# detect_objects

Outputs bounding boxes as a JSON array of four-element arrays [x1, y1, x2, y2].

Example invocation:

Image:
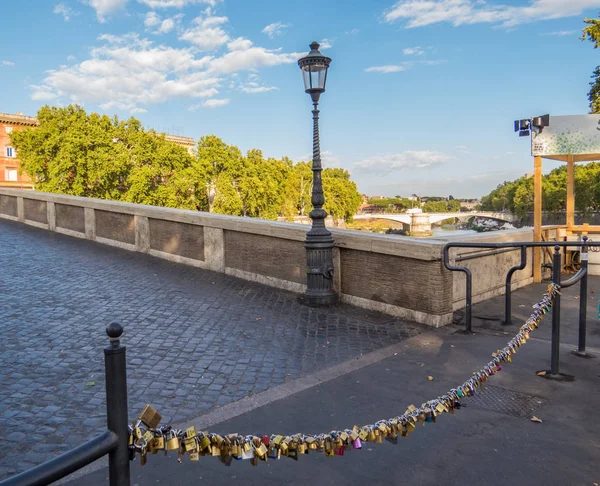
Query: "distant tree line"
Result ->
[[10, 105, 362, 221], [480, 163, 600, 216], [366, 196, 461, 213]]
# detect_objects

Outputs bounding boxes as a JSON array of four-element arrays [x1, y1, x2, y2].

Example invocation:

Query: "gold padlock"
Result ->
[[185, 427, 196, 439], [138, 405, 162, 429], [184, 438, 197, 452], [153, 436, 165, 450], [189, 451, 200, 462], [199, 436, 211, 451], [166, 436, 179, 451]]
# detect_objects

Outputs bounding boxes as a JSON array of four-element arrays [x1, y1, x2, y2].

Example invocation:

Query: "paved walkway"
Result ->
[[0, 220, 424, 480], [77, 274, 600, 485]]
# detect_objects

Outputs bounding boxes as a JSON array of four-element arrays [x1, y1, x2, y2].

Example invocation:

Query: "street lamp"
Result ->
[[298, 41, 336, 306]]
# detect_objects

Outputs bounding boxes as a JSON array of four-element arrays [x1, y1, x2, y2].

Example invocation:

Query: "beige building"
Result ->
[[164, 134, 195, 155], [0, 112, 38, 189]]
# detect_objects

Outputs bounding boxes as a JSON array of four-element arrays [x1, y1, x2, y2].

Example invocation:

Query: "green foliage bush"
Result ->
[[11, 105, 362, 221]]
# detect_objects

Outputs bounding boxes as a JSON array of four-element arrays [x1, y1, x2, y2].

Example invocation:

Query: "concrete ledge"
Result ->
[[340, 293, 453, 327], [148, 249, 211, 270], [56, 227, 86, 239], [95, 236, 136, 252], [24, 219, 49, 230], [0, 213, 19, 222], [225, 267, 306, 294]]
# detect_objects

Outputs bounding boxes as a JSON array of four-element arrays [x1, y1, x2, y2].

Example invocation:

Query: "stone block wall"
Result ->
[[0, 189, 536, 327]]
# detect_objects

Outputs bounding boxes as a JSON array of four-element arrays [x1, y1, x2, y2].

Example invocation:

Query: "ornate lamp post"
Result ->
[[298, 41, 336, 306]]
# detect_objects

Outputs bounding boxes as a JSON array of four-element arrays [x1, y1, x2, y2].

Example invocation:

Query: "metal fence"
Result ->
[[443, 237, 591, 375]]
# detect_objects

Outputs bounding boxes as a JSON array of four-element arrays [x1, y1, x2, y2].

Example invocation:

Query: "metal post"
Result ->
[[577, 236, 589, 355], [504, 246, 527, 326], [551, 246, 561, 375], [104, 322, 130, 486], [465, 268, 472, 333], [303, 101, 337, 306]]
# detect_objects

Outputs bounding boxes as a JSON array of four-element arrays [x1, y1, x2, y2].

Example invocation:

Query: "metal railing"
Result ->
[[443, 238, 590, 375], [0, 323, 130, 486]]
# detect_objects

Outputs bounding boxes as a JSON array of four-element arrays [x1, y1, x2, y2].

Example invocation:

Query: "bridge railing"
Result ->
[[442, 239, 590, 369]]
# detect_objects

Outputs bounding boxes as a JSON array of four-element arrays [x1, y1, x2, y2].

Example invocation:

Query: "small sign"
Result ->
[[532, 115, 600, 157], [582, 253, 589, 261]]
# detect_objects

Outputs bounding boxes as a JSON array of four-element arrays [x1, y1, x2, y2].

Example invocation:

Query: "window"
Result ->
[[5, 147, 15, 157], [4, 168, 17, 181], [5, 126, 13, 134]]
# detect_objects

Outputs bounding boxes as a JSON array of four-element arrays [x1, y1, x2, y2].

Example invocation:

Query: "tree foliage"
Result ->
[[422, 199, 461, 212], [11, 105, 362, 221], [582, 15, 600, 113], [480, 163, 600, 216]]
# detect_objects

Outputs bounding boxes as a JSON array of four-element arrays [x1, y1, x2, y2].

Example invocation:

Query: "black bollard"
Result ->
[[550, 246, 561, 375], [104, 322, 130, 486]]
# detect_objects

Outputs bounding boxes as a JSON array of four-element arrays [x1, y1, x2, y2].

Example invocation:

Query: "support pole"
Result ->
[[550, 246, 561, 375], [504, 246, 528, 326], [577, 236, 589, 355], [104, 323, 130, 486], [566, 155, 575, 231], [533, 156, 543, 283]]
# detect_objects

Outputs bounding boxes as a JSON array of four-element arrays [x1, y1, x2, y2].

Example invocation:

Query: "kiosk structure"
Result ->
[[526, 115, 600, 282]]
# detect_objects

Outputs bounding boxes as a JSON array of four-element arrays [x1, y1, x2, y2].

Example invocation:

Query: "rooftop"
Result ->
[[0, 112, 40, 127]]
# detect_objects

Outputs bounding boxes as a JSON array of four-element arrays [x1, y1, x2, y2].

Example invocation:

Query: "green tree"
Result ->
[[582, 15, 600, 113], [11, 105, 196, 207], [423, 200, 449, 212], [11, 105, 363, 222]]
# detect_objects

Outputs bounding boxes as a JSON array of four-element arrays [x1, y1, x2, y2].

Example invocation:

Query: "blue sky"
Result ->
[[1, 0, 600, 198]]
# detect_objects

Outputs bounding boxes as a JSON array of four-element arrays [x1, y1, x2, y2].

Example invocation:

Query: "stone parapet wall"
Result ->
[[0, 189, 536, 327]]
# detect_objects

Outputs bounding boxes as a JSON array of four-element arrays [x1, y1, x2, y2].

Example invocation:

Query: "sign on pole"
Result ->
[[532, 115, 600, 160]]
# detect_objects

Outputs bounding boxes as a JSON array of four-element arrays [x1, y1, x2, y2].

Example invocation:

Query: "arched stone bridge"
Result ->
[[353, 211, 517, 237], [354, 211, 517, 225]]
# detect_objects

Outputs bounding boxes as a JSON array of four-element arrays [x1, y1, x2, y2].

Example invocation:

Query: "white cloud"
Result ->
[[144, 11, 161, 27], [138, 0, 218, 7], [227, 37, 253, 51], [30, 18, 300, 112], [262, 22, 289, 39], [541, 30, 577, 35], [145, 11, 183, 33], [31, 33, 220, 111], [130, 107, 148, 113], [235, 72, 277, 93], [345, 28, 360, 35], [365, 65, 407, 73], [54, 3, 78, 21], [29, 85, 58, 100], [179, 11, 230, 50], [383, 0, 600, 29], [1, 60, 15, 67], [300, 151, 341, 167], [67, 55, 77, 61], [403, 46, 425, 55], [366, 59, 446, 73], [319, 38, 334, 49], [207, 45, 303, 74], [239, 85, 277, 93], [84, 0, 127, 22], [354, 151, 454, 173], [202, 98, 229, 108]]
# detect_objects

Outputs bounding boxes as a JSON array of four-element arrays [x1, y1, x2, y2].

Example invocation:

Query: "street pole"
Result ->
[[298, 41, 336, 306]]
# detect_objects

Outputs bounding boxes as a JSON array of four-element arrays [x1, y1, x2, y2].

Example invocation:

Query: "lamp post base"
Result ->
[[299, 291, 338, 307]]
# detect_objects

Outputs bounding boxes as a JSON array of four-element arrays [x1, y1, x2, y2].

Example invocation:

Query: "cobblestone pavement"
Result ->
[[0, 219, 424, 479]]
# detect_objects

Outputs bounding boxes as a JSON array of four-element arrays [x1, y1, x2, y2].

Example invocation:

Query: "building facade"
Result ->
[[0, 113, 39, 189], [164, 134, 195, 155]]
